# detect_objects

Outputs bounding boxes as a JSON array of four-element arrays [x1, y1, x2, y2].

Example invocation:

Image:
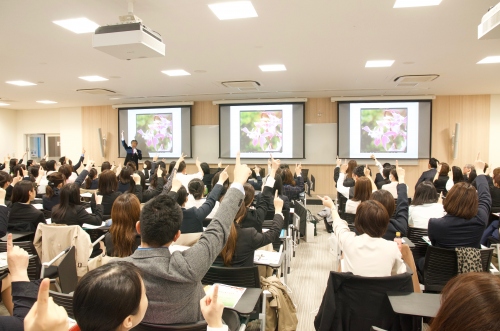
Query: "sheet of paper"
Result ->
[[82, 222, 106, 229], [32, 204, 43, 210], [85, 207, 92, 214], [422, 236, 432, 245], [254, 250, 281, 265], [204, 284, 246, 308], [169, 245, 190, 253], [80, 192, 92, 198]]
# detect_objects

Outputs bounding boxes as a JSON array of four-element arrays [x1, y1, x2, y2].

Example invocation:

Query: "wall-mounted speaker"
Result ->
[[452, 123, 460, 160]]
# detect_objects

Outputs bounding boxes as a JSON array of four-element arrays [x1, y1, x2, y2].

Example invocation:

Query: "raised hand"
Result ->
[[7, 233, 29, 282], [254, 165, 261, 175], [274, 190, 283, 212], [171, 176, 182, 192], [474, 152, 485, 175], [153, 155, 159, 162], [95, 195, 103, 205], [317, 195, 335, 209], [395, 160, 405, 182], [233, 152, 251, 185], [218, 161, 222, 168], [86, 160, 94, 171], [370, 154, 376, 160], [12, 175, 22, 186], [340, 162, 348, 174], [336, 156, 342, 166], [364, 165, 371, 177], [271, 154, 280, 170], [175, 153, 186, 168], [82, 148, 86, 154], [218, 166, 229, 184], [200, 284, 224, 329], [132, 173, 141, 185], [295, 163, 302, 176], [23, 279, 68, 331], [195, 157, 201, 168], [0, 187, 6, 205]]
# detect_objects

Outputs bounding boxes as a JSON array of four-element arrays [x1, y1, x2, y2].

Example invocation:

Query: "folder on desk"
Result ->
[[204, 283, 246, 308]]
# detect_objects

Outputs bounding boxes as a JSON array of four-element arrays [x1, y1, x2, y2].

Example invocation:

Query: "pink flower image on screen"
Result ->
[[360, 108, 408, 153], [240, 111, 283, 153], [137, 114, 173, 152]]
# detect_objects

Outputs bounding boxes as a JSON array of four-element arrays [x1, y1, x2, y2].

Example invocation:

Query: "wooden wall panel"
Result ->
[[82, 106, 120, 165], [305, 98, 337, 123], [192, 101, 218, 126]]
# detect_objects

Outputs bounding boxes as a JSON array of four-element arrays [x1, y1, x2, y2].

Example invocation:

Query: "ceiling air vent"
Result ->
[[221, 80, 261, 91], [76, 88, 117, 95], [394, 75, 439, 83], [396, 82, 418, 87]]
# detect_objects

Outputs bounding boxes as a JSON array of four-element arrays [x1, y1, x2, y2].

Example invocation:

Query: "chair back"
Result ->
[[314, 271, 414, 331], [480, 248, 494, 272], [58, 246, 78, 294], [132, 321, 207, 331], [49, 291, 74, 319], [423, 246, 458, 293], [0, 241, 41, 280], [407, 227, 429, 261], [202, 266, 260, 288], [337, 194, 348, 214], [293, 200, 308, 236]]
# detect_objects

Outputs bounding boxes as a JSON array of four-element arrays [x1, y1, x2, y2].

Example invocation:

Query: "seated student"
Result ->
[[0, 171, 14, 203], [345, 177, 372, 214], [201, 161, 221, 193], [376, 167, 391, 190], [247, 165, 263, 191], [409, 181, 445, 229], [37, 159, 57, 195], [490, 169, 500, 214], [337, 164, 376, 199], [127, 161, 145, 191], [186, 178, 207, 208], [176, 158, 204, 189], [8, 181, 46, 231], [428, 158, 490, 249], [143, 159, 152, 182], [101, 161, 112, 172], [79, 167, 98, 190], [120, 156, 250, 325], [254, 172, 291, 226], [104, 194, 142, 257], [51, 183, 103, 227], [471, 163, 494, 188], [58, 164, 77, 184], [334, 158, 357, 188], [462, 163, 474, 182], [433, 162, 450, 197], [177, 172, 227, 234], [370, 164, 409, 241], [282, 164, 304, 201], [429, 272, 500, 331], [91, 170, 121, 217], [134, 168, 164, 204], [42, 172, 65, 211], [117, 166, 136, 194], [239, 158, 278, 232], [415, 157, 439, 189], [320, 196, 406, 277], [218, 191, 284, 267], [206, 170, 230, 219], [445, 165, 466, 191], [59, 148, 85, 173], [0, 189, 8, 237], [381, 168, 400, 198]]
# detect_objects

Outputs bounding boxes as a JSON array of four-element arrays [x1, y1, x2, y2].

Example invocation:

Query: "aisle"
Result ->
[[287, 206, 336, 331]]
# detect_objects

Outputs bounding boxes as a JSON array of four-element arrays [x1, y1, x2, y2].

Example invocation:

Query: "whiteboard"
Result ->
[[192, 123, 337, 165]]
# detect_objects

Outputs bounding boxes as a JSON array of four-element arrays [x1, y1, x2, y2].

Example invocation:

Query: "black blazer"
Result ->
[[382, 183, 409, 241], [104, 231, 141, 257], [239, 185, 274, 233], [52, 204, 103, 227], [0, 205, 8, 238], [8, 203, 46, 231], [376, 178, 391, 190], [490, 184, 500, 214], [122, 140, 142, 168], [334, 167, 355, 188], [433, 175, 449, 196], [91, 191, 122, 217], [215, 214, 284, 267], [42, 189, 60, 211], [180, 184, 223, 234], [428, 175, 491, 249], [0, 279, 42, 331], [415, 168, 437, 189]]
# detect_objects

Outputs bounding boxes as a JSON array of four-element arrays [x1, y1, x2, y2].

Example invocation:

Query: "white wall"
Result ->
[[490, 95, 500, 167], [59, 107, 83, 159], [0, 108, 17, 158]]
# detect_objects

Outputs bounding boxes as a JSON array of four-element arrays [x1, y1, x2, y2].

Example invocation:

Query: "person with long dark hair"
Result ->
[[409, 181, 445, 229], [8, 180, 45, 231], [104, 193, 142, 257], [334, 158, 357, 189], [433, 162, 450, 196], [51, 183, 103, 227], [282, 163, 304, 201], [91, 170, 120, 217], [42, 172, 66, 211], [117, 166, 136, 194], [345, 177, 372, 214]]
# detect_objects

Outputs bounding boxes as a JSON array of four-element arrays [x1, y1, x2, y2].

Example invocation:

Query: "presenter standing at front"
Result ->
[[121, 130, 142, 168]]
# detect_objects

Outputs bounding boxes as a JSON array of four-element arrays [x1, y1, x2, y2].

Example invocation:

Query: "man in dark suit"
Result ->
[[121, 130, 142, 168], [415, 157, 439, 189]]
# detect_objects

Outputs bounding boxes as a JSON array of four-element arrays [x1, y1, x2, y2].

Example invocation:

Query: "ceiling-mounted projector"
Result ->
[[478, 2, 500, 39], [92, 1, 165, 60]]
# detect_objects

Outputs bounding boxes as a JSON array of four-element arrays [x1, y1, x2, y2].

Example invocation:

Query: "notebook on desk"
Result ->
[[204, 284, 246, 308], [254, 250, 281, 265]]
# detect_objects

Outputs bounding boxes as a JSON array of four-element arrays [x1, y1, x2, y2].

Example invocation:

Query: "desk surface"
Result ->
[[229, 288, 262, 315], [387, 292, 441, 318], [402, 237, 415, 248], [0, 232, 34, 242]]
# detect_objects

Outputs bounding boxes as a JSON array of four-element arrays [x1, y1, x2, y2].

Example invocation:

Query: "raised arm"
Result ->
[[162, 154, 183, 194], [121, 131, 129, 151], [72, 148, 85, 172], [319, 195, 356, 248], [192, 168, 229, 221], [391, 163, 409, 236], [364, 165, 377, 192], [0, 189, 8, 237], [75, 161, 94, 186], [250, 193, 284, 249], [83, 195, 104, 226], [433, 163, 442, 183], [371, 154, 384, 175], [474, 157, 492, 225], [173, 152, 251, 281]]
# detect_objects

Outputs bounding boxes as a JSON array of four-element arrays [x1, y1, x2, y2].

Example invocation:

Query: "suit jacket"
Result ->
[[0, 279, 42, 331], [383, 183, 409, 241], [180, 184, 223, 234], [120, 186, 244, 324], [415, 168, 437, 189], [52, 204, 103, 227], [433, 175, 449, 196], [428, 175, 491, 249], [215, 214, 284, 267], [42, 189, 60, 211], [240, 185, 274, 233], [122, 140, 142, 168], [91, 191, 122, 217], [8, 203, 46, 231], [0, 205, 8, 238]]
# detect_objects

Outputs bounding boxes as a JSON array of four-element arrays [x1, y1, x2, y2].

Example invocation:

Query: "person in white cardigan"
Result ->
[[345, 177, 372, 214], [318, 195, 407, 277], [176, 157, 204, 190], [381, 168, 400, 199], [409, 181, 445, 229]]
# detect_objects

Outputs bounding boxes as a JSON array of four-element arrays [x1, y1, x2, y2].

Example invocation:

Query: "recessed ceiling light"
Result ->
[[0, 102, 10, 106], [6, 80, 37, 86], [79, 75, 109, 82], [208, 1, 258, 20], [36, 100, 58, 104], [161, 70, 191, 76], [53, 17, 99, 34], [259, 64, 287, 72], [393, 0, 442, 8], [365, 60, 395, 68], [477, 56, 500, 64]]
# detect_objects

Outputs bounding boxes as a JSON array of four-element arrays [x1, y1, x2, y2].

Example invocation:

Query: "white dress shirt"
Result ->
[[337, 173, 377, 198], [176, 171, 203, 190], [408, 203, 446, 229], [381, 181, 399, 199], [333, 214, 407, 277], [345, 199, 361, 214]]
